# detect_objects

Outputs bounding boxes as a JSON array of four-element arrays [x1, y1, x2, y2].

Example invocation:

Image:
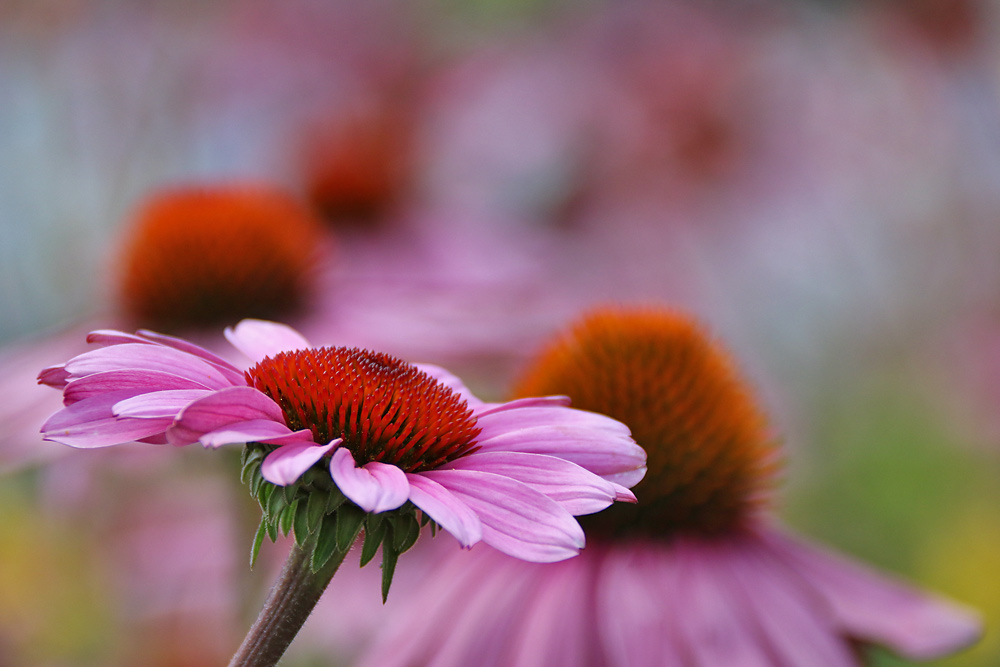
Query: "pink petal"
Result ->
[[596, 547, 686, 667], [113, 389, 211, 419], [474, 406, 646, 488], [329, 448, 410, 513], [722, 535, 857, 666], [422, 469, 585, 562], [136, 329, 244, 374], [42, 392, 174, 448], [38, 364, 71, 388], [63, 369, 211, 405], [167, 386, 284, 445], [472, 395, 572, 417], [224, 319, 310, 362], [508, 555, 598, 667], [671, 539, 775, 667], [762, 528, 983, 660], [405, 474, 483, 547], [199, 420, 316, 449], [88, 329, 245, 384], [65, 344, 237, 390], [413, 363, 483, 406], [444, 451, 620, 515], [262, 440, 340, 486]]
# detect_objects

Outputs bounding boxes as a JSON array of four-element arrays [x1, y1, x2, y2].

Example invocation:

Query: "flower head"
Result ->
[[357, 306, 981, 666], [117, 185, 325, 330], [39, 319, 645, 591]]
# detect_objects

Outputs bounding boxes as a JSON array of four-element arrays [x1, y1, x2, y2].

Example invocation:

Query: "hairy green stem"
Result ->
[[228, 538, 349, 667]]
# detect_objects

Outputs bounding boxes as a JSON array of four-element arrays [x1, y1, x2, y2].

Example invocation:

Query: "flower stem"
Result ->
[[228, 538, 350, 667]]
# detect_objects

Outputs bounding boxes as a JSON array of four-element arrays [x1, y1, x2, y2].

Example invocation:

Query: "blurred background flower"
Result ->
[[2, 0, 1000, 664]]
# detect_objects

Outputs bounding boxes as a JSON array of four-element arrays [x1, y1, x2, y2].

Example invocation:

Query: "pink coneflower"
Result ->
[[358, 308, 981, 667], [40, 317, 644, 562], [38, 317, 645, 665]]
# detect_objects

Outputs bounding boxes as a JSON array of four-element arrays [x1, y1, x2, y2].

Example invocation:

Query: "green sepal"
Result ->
[[325, 487, 346, 514], [250, 518, 267, 570], [311, 512, 341, 573], [266, 517, 278, 543], [279, 499, 298, 537], [306, 489, 327, 533], [335, 504, 366, 552], [249, 468, 265, 498], [393, 513, 420, 554], [359, 515, 387, 567], [293, 498, 312, 545], [266, 484, 287, 520], [380, 529, 400, 603]]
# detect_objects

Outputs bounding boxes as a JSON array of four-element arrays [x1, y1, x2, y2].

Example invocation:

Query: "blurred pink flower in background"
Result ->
[[357, 308, 981, 666]]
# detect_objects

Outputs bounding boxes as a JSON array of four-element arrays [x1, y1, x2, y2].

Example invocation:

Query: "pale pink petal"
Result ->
[[472, 396, 572, 417], [224, 319, 310, 362], [508, 555, 598, 667], [113, 389, 212, 419], [42, 392, 174, 448], [422, 469, 585, 562], [65, 344, 237, 389], [88, 329, 245, 384], [405, 474, 482, 547], [167, 386, 284, 445], [611, 483, 637, 503], [329, 448, 410, 513], [443, 451, 620, 515], [136, 329, 244, 374], [413, 363, 483, 406], [64, 370, 211, 405], [197, 420, 315, 449], [597, 546, 686, 667], [762, 528, 983, 660], [671, 538, 775, 667], [262, 440, 340, 486], [357, 547, 526, 667], [474, 407, 646, 487], [723, 536, 857, 667], [38, 364, 71, 388]]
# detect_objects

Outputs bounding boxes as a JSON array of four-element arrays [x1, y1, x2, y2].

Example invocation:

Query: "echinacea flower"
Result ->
[[1, 182, 330, 472], [39, 318, 644, 569], [357, 307, 981, 667]]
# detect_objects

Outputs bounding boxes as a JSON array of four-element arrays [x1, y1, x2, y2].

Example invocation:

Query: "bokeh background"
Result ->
[[1, 0, 999, 665]]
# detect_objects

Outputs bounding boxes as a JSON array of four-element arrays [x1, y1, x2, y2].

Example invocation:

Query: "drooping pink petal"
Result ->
[[405, 474, 483, 547], [42, 391, 174, 448], [474, 406, 647, 488], [671, 538, 775, 667], [443, 451, 620, 515], [87, 329, 246, 384], [330, 448, 410, 513], [199, 420, 316, 449], [722, 536, 857, 667], [63, 369, 211, 406], [113, 389, 212, 419], [422, 469, 585, 562], [413, 363, 484, 406], [262, 440, 340, 486], [37, 364, 71, 388], [508, 555, 598, 667], [167, 386, 284, 445], [596, 546, 686, 667], [224, 319, 310, 362], [65, 344, 237, 390], [762, 528, 982, 660]]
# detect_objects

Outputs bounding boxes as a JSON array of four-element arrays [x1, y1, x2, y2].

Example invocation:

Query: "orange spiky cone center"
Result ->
[[118, 185, 324, 331], [246, 347, 480, 472], [513, 308, 777, 539]]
